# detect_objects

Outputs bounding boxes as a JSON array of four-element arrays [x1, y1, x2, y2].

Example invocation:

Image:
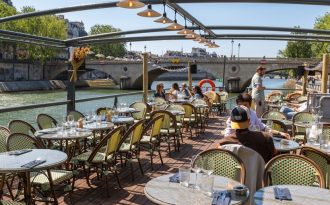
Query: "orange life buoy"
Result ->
[[198, 79, 216, 91]]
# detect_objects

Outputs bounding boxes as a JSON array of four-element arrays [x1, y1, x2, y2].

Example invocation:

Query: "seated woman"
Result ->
[[168, 83, 180, 101], [154, 83, 165, 99], [191, 85, 204, 100], [181, 83, 191, 98]]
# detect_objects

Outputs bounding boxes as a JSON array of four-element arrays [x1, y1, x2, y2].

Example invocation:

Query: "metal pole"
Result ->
[[238, 43, 241, 59], [188, 61, 192, 90], [321, 53, 329, 93], [223, 55, 226, 89], [230, 40, 234, 59], [67, 64, 75, 113], [302, 70, 308, 96], [142, 52, 148, 103]]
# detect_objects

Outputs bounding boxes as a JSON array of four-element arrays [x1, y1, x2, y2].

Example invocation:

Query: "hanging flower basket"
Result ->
[[70, 47, 90, 82]]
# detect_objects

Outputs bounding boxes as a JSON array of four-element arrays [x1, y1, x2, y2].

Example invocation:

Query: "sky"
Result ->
[[10, 0, 330, 57]]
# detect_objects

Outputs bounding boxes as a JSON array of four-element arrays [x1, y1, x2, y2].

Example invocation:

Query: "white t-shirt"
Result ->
[[169, 90, 179, 101]]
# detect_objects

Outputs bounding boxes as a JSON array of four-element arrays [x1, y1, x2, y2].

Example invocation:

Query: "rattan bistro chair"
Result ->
[[130, 102, 148, 122], [96, 107, 111, 115], [0, 126, 10, 153], [261, 111, 286, 121], [71, 126, 124, 196], [193, 149, 246, 184], [8, 120, 36, 137], [118, 120, 145, 180], [68, 110, 84, 121], [139, 115, 164, 169], [36, 114, 57, 130], [301, 146, 330, 189], [264, 154, 325, 188], [292, 112, 313, 143], [6, 133, 75, 204]]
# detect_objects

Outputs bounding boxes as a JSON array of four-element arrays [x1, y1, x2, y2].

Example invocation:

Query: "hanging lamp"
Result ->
[[154, 3, 173, 24], [116, 0, 145, 9], [166, 10, 184, 30], [177, 18, 193, 35], [137, 1, 161, 17]]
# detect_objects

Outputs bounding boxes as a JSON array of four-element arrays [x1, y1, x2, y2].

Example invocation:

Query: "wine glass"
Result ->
[[318, 110, 323, 123], [190, 155, 202, 189]]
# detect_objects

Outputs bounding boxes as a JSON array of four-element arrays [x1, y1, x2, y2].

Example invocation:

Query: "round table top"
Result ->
[[254, 185, 330, 205], [144, 173, 248, 205], [84, 122, 114, 131], [36, 129, 92, 140], [304, 144, 330, 155], [117, 107, 139, 114], [194, 104, 209, 108], [168, 110, 185, 116], [273, 138, 300, 152], [112, 116, 134, 124], [294, 121, 313, 128], [0, 149, 67, 173]]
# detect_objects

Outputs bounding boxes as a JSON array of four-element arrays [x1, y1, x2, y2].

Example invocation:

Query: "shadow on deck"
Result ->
[[57, 115, 227, 205]]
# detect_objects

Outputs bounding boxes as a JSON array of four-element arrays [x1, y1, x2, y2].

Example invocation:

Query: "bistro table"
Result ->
[[117, 107, 139, 116], [0, 149, 67, 205], [84, 122, 114, 144], [254, 185, 330, 205], [144, 173, 249, 205], [35, 128, 92, 152], [273, 137, 300, 153]]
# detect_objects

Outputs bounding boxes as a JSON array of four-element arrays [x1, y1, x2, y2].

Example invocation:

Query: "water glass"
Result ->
[[199, 173, 214, 197], [179, 167, 190, 187], [190, 155, 202, 189], [96, 116, 102, 127], [56, 124, 63, 136]]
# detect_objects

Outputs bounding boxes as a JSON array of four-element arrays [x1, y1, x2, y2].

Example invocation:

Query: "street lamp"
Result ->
[[129, 42, 132, 52], [230, 40, 234, 59], [144, 45, 147, 53], [238, 43, 241, 59]]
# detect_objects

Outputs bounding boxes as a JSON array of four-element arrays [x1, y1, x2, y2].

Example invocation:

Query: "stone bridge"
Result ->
[[47, 57, 320, 92]]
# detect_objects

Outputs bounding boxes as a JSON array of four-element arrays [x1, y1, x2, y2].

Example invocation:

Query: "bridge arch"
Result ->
[[240, 67, 299, 92]]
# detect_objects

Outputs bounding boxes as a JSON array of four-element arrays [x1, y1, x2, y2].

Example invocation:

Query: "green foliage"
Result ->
[[89, 24, 126, 57], [312, 12, 330, 57], [0, 2, 67, 62]]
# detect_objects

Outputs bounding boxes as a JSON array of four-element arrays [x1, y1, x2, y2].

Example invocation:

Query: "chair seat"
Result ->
[[72, 150, 111, 163], [160, 128, 176, 134], [140, 135, 158, 143], [31, 170, 73, 188], [119, 143, 135, 152]]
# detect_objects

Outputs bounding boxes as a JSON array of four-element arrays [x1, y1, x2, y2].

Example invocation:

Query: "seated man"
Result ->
[[219, 105, 277, 163], [280, 102, 307, 119], [224, 93, 290, 139]]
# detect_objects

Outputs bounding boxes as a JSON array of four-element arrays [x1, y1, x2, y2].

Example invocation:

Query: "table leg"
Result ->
[[24, 172, 32, 205], [0, 173, 5, 199]]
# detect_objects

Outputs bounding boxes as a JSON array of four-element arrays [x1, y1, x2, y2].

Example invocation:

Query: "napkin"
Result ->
[[274, 187, 292, 201], [8, 149, 32, 156], [21, 159, 46, 168], [212, 191, 231, 205], [169, 173, 180, 183]]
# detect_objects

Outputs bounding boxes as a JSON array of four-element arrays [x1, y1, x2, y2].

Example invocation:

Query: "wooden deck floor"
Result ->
[[3, 115, 227, 205], [58, 115, 227, 205]]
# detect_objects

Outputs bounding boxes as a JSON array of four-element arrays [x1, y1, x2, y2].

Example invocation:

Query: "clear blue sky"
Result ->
[[10, 0, 329, 57]]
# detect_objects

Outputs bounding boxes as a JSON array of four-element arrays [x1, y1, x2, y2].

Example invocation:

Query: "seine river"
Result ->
[[0, 78, 287, 127]]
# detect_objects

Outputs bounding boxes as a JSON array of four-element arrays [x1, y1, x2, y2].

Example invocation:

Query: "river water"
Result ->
[[0, 78, 287, 127]]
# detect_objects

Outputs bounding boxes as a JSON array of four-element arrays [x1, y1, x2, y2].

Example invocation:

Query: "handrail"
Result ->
[[0, 91, 149, 114]]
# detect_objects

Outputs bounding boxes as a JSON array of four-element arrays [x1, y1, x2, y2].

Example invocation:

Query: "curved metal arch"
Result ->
[[66, 26, 330, 45], [0, 0, 330, 24], [77, 34, 330, 45]]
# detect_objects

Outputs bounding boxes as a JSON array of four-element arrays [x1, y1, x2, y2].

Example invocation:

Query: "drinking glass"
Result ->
[[318, 110, 323, 122], [200, 173, 214, 197], [179, 167, 190, 187], [190, 155, 202, 189]]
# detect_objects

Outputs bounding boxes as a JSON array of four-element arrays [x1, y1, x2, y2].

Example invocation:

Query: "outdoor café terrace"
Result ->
[[1, 1, 330, 205]]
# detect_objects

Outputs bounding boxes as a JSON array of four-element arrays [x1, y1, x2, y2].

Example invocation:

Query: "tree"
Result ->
[[89, 24, 126, 57], [312, 12, 330, 57], [278, 28, 314, 77], [0, 3, 67, 62], [16, 6, 67, 62]]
